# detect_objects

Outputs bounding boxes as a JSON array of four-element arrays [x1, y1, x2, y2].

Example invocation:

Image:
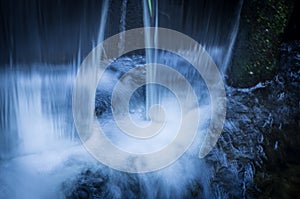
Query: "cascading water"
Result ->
[[69, 0, 246, 198], [0, 66, 77, 157], [0, 66, 83, 198], [0, 0, 283, 198], [143, 0, 159, 117]]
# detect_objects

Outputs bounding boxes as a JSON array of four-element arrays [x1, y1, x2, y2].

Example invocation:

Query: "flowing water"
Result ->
[[2, 0, 295, 198]]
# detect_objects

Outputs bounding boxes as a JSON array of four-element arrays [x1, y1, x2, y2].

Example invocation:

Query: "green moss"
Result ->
[[228, 0, 294, 87]]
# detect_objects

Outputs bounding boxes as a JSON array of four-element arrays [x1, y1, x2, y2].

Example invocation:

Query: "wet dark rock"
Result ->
[[95, 92, 111, 116], [62, 168, 108, 199], [94, 56, 146, 117], [217, 40, 300, 197], [75, 187, 90, 199]]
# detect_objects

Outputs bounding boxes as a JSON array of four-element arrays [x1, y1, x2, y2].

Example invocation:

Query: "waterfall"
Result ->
[[0, 70, 19, 159], [143, 0, 160, 119], [141, 0, 244, 119], [0, 0, 255, 198], [0, 66, 77, 158], [118, 0, 128, 55]]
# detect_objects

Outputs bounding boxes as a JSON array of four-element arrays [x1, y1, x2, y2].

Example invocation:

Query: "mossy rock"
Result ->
[[227, 0, 294, 88]]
